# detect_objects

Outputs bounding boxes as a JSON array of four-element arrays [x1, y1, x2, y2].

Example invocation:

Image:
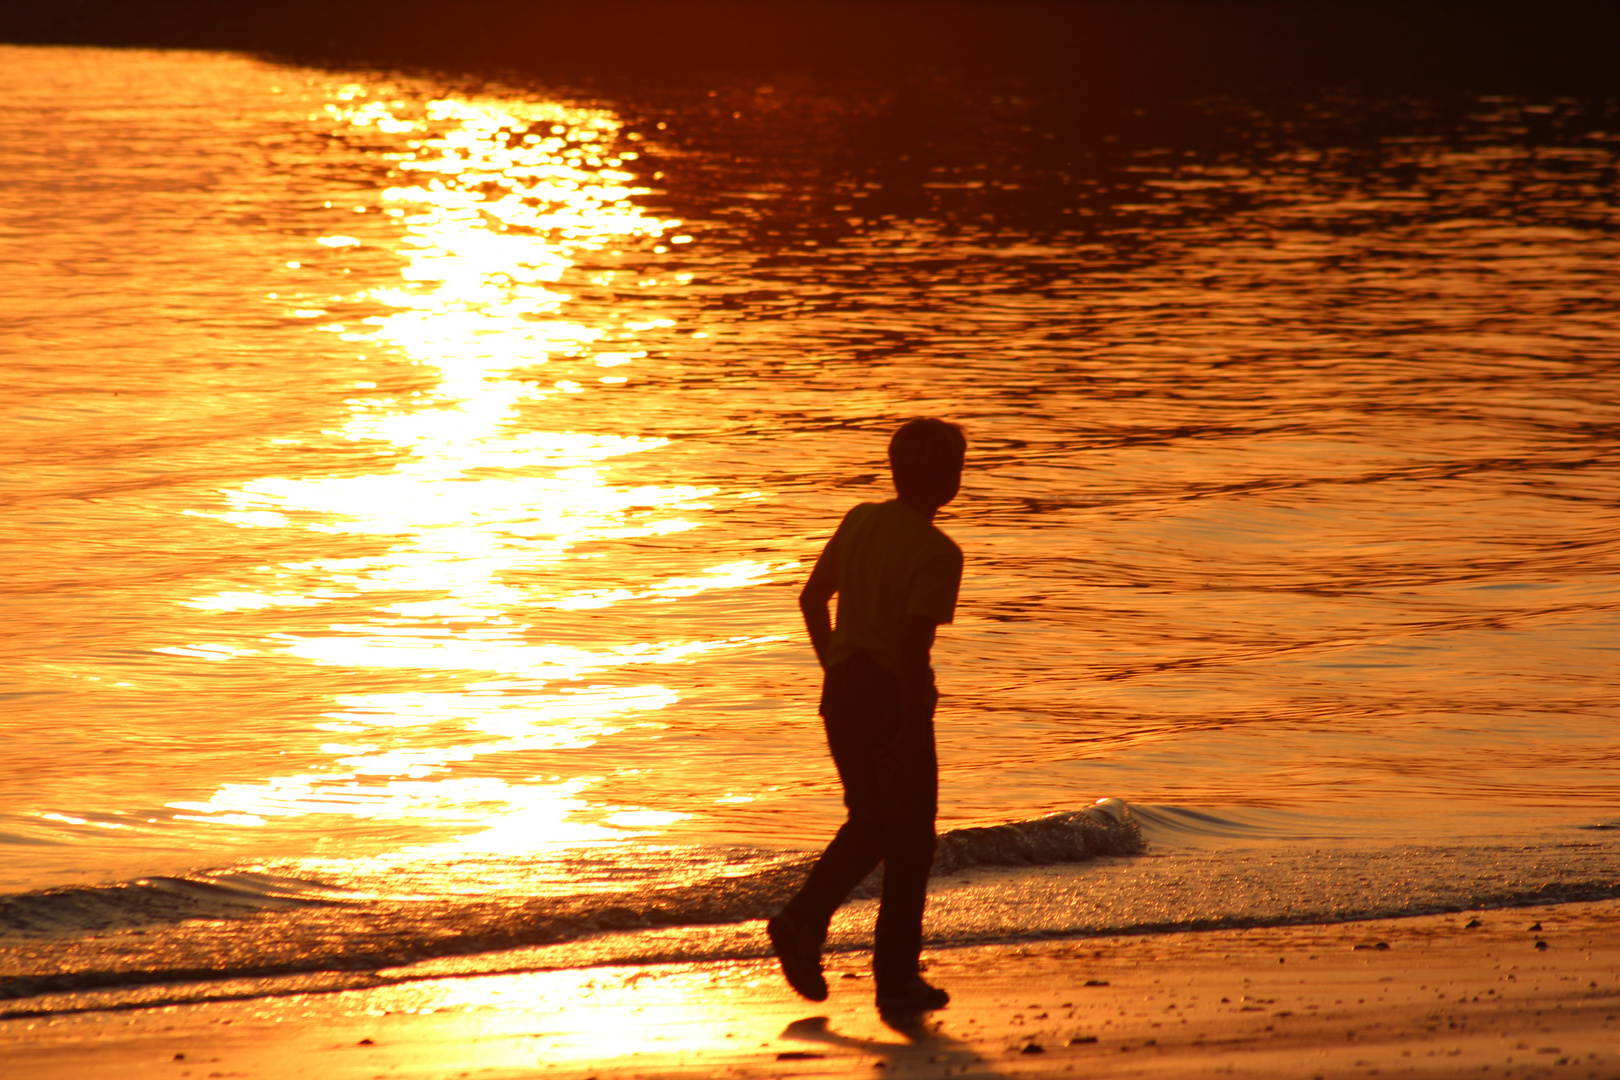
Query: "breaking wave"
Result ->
[[935, 799, 1141, 874]]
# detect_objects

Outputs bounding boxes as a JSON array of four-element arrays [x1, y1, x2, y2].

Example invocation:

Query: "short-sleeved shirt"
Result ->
[[816, 499, 964, 677]]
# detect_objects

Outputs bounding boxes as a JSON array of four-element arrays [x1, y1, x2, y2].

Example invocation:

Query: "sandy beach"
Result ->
[[6, 899, 1619, 1079]]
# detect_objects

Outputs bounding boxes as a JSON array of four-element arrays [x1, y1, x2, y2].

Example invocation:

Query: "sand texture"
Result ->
[[5, 900, 1620, 1079]]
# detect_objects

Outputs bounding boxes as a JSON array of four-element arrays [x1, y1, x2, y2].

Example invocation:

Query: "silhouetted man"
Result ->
[[768, 417, 966, 1013]]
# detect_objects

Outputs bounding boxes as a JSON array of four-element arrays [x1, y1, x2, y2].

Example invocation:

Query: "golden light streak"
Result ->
[[165, 87, 767, 859]]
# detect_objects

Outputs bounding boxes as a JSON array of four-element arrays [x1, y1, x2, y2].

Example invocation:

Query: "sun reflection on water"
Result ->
[[166, 87, 753, 859]]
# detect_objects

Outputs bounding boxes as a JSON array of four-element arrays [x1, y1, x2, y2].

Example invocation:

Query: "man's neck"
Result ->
[[897, 495, 940, 521]]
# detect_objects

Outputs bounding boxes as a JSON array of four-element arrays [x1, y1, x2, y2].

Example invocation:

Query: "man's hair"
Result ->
[[889, 418, 966, 505]]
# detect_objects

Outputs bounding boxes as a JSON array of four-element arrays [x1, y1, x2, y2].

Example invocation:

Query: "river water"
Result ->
[[1, 44, 1617, 1010]]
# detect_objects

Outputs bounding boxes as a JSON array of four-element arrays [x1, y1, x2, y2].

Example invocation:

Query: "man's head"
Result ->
[[889, 418, 966, 512]]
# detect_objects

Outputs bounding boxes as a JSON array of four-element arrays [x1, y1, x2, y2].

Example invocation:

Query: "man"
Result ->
[[768, 417, 967, 1013]]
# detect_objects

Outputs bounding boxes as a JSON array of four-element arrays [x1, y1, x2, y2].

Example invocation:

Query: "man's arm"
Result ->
[[799, 558, 837, 667]]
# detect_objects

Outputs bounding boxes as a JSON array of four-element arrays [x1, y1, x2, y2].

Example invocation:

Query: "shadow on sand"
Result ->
[[781, 1011, 1008, 1078]]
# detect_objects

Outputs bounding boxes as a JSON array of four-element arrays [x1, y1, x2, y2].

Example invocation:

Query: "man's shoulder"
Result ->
[[858, 501, 961, 555], [838, 499, 893, 527], [831, 500, 884, 536]]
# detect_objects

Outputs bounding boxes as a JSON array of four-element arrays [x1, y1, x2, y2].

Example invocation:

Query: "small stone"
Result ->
[[1084, 979, 1109, 986], [1534, 940, 1549, 951], [1528, 922, 1542, 932], [1465, 918, 1482, 928], [1069, 1036, 1098, 1045], [1021, 1042, 1045, 1054], [358, 1038, 375, 1046]]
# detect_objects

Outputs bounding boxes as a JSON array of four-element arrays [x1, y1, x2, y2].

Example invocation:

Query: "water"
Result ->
[[2, 44, 1619, 1010]]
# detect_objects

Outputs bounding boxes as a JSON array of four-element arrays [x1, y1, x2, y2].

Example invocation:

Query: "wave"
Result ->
[[934, 799, 1141, 874], [0, 872, 352, 937], [0, 802, 1142, 1008], [1127, 802, 1302, 844]]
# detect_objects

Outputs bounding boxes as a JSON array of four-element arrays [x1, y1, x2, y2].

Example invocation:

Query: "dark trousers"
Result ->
[[781, 651, 938, 991]]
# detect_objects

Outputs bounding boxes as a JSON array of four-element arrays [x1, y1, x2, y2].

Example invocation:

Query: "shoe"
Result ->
[[875, 976, 950, 1012], [767, 913, 828, 1002]]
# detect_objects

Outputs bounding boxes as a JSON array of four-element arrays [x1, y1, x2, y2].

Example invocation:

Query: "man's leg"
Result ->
[[871, 721, 938, 995], [779, 653, 896, 940]]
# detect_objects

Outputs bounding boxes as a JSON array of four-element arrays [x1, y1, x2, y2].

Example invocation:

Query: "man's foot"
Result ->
[[767, 913, 828, 1002], [875, 976, 950, 1012]]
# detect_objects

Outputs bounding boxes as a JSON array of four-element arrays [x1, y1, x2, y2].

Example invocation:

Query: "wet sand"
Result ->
[[6, 899, 1620, 1079]]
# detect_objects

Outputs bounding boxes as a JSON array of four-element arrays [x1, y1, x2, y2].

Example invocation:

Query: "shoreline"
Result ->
[[6, 899, 1620, 1078]]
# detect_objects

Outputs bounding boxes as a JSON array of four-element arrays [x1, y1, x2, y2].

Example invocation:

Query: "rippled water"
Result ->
[[2, 43, 1618, 979]]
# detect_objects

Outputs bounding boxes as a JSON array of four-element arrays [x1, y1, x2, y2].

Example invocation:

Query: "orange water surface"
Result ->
[[2, 45, 1618, 893]]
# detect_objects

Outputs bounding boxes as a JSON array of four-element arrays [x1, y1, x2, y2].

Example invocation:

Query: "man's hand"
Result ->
[[799, 557, 837, 667]]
